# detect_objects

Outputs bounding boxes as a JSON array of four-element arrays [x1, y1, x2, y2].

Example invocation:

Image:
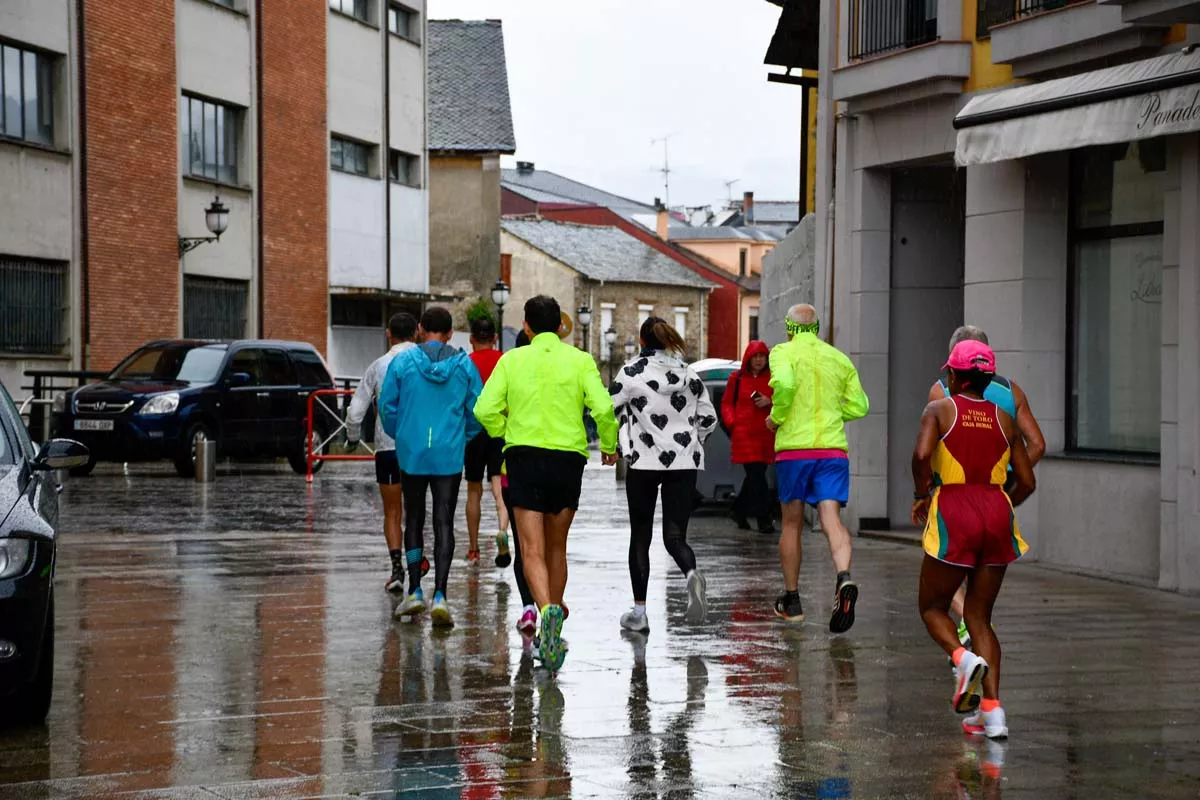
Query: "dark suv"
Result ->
[[51, 340, 335, 477]]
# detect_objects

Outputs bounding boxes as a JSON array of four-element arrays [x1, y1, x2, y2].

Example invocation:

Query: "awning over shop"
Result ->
[[954, 48, 1200, 167]]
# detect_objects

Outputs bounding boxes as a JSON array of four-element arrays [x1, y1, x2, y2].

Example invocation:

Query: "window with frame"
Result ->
[[184, 276, 248, 340], [388, 149, 419, 186], [673, 307, 688, 340], [388, 3, 418, 39], [0, 256, 67, 355], [1070, 139, 1165, 455], [331, 136, 372, 177], [330, 0, 371, 23], [748, 308, 759, 343], [0, 43, 54, 146], [738, 248, 748, 277], [181, 95, 240, 184]]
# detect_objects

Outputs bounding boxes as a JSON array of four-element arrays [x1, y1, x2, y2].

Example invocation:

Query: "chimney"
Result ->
[[516, 161, 535, 175], [654, 197, 669, 241], [743, 191, 755, 226]]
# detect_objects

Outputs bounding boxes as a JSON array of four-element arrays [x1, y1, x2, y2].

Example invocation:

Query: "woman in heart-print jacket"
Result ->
[[608, 316, 718, 635]]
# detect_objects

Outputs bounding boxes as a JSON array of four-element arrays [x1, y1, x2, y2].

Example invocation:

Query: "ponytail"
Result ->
[[640, 316, 685, 354]]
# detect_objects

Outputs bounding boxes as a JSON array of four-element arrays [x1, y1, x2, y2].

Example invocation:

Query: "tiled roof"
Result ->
[[668, 226, 782, 243], [501, 168, 656, 219], [428, 20, 516, 153], [501, 218, 716, 289]]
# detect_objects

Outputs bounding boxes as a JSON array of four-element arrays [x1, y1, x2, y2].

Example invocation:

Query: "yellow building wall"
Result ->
[[675, 240, 776, 277], [962, 0, 1015, 92]]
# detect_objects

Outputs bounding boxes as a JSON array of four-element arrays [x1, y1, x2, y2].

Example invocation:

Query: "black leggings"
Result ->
[[626, 469, 698, 603], [502, 486, 535, 608], [402, 473, 461, 597]]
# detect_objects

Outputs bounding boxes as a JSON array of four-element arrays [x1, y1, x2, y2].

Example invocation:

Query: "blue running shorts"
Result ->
[[776, 458, 850, 506]]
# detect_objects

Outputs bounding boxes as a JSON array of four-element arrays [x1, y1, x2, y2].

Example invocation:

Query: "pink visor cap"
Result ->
[[943, 340, 996, 373]]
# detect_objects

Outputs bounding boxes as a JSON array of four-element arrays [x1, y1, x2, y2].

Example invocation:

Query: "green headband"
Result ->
[[786, 320, 820, 336]]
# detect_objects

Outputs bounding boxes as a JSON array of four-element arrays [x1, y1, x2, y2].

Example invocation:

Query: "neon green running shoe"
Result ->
[[957, 619, 971, 649], [538, 604, 566, 673]]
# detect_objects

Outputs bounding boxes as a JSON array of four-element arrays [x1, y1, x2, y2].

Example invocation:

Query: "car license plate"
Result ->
[[74, 419, 114, 432]]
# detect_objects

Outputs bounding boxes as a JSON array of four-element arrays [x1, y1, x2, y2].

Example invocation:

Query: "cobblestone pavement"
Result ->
[[1, 458, 1199, 799]]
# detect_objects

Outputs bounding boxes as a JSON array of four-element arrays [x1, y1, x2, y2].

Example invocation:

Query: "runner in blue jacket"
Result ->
[[379, 306, 482, 628]]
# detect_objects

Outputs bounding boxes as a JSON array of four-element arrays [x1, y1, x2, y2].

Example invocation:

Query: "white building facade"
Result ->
[[326, 0, 430, 379], [819, 0, 1200, 591]]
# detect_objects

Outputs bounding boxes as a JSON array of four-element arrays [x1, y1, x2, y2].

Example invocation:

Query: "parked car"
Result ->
[[0, 379, 89, 726], [693, 359, 776, 503], [51, 339, 335, 477]]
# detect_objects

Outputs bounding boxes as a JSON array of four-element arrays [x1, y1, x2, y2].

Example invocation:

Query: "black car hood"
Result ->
[[75, 380, 189, 400]]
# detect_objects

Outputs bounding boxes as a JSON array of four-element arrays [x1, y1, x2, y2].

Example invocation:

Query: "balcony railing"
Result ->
[[848, 0, 939, 61], [977, 0, 1088, 38]]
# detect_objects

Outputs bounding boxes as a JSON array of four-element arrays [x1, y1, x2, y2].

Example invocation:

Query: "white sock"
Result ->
[[686, 569, 696, 579], [632, 604, 647, 617]]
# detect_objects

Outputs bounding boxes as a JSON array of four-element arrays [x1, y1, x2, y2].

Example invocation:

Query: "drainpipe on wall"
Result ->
[[255, 0, 265, 337], [383, 11, 391, 296], [815, 0, 837, 341], [77, 0, 90, 367]]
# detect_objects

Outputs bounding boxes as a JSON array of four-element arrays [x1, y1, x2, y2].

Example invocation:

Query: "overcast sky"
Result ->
[[427, 0, 802, 212]]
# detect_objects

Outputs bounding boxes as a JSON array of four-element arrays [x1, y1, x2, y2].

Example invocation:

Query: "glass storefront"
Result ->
[[1070, 139, 1164, 454]]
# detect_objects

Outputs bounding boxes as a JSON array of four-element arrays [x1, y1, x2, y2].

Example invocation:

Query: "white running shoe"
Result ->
[[685, 571, 708, 624], [620, 608, 650, 633], [962, 707, 1009, 739], [952, 651, 989, 713]]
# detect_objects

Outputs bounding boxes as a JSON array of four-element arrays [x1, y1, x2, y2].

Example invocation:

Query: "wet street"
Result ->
[[2, 458, 1199, 799]]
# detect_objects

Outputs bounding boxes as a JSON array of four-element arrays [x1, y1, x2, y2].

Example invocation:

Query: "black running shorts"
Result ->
[[505, 446, 587, 514], [375, 450, 402, 485], [464, 433, 504, 482]]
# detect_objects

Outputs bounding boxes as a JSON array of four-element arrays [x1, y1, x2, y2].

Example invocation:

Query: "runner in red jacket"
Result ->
[[721, 340, 776, 532]]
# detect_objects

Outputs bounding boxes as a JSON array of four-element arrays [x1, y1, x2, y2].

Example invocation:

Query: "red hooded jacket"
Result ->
[[721, 340, 775, 464]]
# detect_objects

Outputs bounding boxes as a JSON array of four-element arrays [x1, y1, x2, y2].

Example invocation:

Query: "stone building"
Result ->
[[500, 218, 714, 369], [427, 19, 516, 328]]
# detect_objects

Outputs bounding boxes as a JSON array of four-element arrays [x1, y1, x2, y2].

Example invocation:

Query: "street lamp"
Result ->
[[604, 327, 618, 383], [178, 195, 230, 256], [576, 305, 592, 352], [491, 279, 510, 351], [624, 337, 636, 361]]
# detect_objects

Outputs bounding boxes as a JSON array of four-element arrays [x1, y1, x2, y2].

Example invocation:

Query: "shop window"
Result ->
[[1069, 139, 1164, 455]]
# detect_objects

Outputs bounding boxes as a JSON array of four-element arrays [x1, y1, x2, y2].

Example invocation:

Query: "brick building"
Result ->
[[0, 0, 428, 391]]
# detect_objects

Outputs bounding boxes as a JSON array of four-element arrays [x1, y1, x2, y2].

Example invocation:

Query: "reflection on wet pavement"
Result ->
[[2, 460, 1199, 798]]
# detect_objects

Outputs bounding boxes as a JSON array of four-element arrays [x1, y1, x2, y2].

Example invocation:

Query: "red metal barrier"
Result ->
[[306, 389, 374, 483]]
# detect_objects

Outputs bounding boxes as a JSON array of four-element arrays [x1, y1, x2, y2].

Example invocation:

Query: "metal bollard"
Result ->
[[195, 438, 216, 483]]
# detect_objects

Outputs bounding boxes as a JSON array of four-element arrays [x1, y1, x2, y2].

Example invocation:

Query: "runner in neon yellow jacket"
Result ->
[[767, 327, 870, 451], [474, 332, 618, 457], [767, 304, 870, 634]]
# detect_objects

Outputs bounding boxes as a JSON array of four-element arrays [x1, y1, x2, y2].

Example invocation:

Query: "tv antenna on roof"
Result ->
[[651, 133, 678, 209], [723, 178, 741, 205]]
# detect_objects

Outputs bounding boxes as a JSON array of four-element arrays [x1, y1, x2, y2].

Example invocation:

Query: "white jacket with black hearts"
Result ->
[[609, 350, 718, 471]]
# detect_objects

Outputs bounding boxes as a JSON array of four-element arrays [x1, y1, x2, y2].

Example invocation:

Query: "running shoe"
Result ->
[[757, 520, 777, 534], [563, 604, 570, 620], [685, 571, 708, 624], [538, 604, 567, 673], [829, 577, 859, 634], [620, 608, 650, 633], [396, 587, 427, 618], [421, 557, 430, 577], [774, 592, 805, 622], [731, 511, 752, 531], [957, 619, 972, 649], [962, 706, 1008, 739], [952, 651, 989, 714], [516, 605, 538, 635], [466, 549, 481, 564], [430, 592, 454, 628], [495, 532, 512, 568], [385, 566, 404, 595]]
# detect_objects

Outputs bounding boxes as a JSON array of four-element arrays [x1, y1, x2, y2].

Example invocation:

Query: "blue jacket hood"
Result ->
[[414, 341, 460, 384]]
